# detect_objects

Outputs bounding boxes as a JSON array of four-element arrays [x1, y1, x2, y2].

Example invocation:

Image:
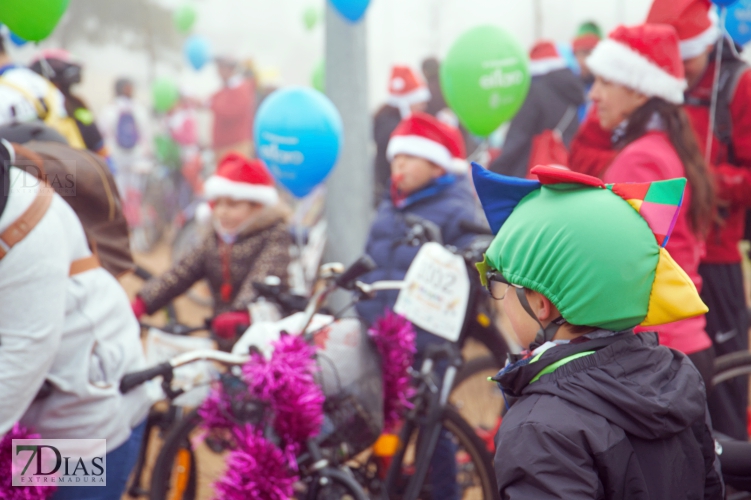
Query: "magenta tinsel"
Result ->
[[369, 311, 417, 431], [243, 335, 325, 445], [0, 424, 56, 500], [212, 425, 296, 500], [201, 334, 325, 498]]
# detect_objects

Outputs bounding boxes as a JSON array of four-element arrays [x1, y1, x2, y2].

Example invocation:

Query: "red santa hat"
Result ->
[[204, 153, 278, 205], [386, 65, 431, 118], [528, 41, 568, 77], [646, 0, 719, 60], [586, 24, 687, 105], [387, 112, 467, 174]]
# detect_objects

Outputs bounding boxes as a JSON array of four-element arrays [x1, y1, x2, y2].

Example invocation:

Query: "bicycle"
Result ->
[[146, 254, 498, 500], [121, 341, 369, 500]]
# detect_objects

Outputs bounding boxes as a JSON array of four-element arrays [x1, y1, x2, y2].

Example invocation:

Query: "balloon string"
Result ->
[[705, 6, 727, 168], [467, 139, 489, 164]]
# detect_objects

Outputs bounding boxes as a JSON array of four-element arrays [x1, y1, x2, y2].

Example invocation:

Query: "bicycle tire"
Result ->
[[132, 266, 178, 324], [454, 355, 501, 387], [713, 351, 751, 385], [305, 467, 369, 500], [383, 406, 499, 500], [149, 410, 202, 500]]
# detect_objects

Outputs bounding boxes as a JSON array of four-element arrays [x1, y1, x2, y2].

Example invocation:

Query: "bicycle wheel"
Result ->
[[149, 410, 214, 500], [451, 355, 504, 452], [712, 351, 751, 495], [357, 406, 498, 500], [301, 467, 369, 500]]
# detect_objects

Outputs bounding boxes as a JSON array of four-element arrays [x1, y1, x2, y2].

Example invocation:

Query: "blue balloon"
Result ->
[[726, 0, 751, 45], [184, 35, 211, 70], [712, 0, 740, 6], [254, 87, 343, 198], [329, 0, 370, 22], [9, 32, 27, 46], [556, 42, 580, 75]]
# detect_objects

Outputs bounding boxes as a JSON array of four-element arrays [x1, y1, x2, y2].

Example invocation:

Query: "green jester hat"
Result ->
[[472, 163, 708, 347]]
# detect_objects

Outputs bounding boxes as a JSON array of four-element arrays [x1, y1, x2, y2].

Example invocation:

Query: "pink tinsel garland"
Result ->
[[212, 425, 296, 500], [368, 311, 417, 431], [201, 334, 325, 500], [0, 424, 56, 500]]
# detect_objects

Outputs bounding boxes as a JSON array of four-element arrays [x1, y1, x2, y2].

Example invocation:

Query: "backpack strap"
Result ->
[[554, 106, 577, 136], [714, 58, 748, 149], [0, 184, 53, 259], [0, 76, 48, 120]]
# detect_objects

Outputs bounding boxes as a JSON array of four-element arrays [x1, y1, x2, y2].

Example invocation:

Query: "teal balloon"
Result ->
[[184, 36, 211, 70], [0, 0, 69, 42], [152, 77, 180, 113], [9, 32, 27, 46], [173, 4, 197, 34], [440, 25, 530, 137], [254, 87, 343, 198], [329, 0, 370, 22], [725, 0, 751, 45], [311, 61, 325, 92]]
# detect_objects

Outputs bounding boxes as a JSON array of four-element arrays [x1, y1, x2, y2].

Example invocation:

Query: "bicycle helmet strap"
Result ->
[[515, 287, 564, 350]]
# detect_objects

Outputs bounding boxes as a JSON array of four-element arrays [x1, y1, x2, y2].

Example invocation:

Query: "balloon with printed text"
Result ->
[[725, 0, 751, 46], [329, 0, 370, 22], [0, 0, 69, 42], [254, 87, 343, 198], [184, 36, 211, 70], [440, 25, 530, 137]]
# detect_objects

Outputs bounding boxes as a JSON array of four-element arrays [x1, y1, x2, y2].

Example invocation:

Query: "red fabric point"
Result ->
[[655, 233, 667, 246], [531, 165, 606, 188], [610, 182, 651, 201]]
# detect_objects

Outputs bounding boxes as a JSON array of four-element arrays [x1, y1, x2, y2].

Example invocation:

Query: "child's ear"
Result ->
[[529, 291, 556, 323]]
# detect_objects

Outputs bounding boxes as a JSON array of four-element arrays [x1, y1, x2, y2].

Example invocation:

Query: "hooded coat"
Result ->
[[493, 331, 723, 500], [489, 68, 585, 178]]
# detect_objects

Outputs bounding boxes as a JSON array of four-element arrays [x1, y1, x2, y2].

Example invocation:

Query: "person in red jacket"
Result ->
[[210, 56, 256, 160], [585, 24, 716, 389], [569, 0, 750, 440]]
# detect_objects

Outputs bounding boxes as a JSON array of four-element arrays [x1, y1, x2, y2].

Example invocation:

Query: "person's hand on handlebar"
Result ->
[[212, 311, 251, 340], [131, 296, 147, 319]]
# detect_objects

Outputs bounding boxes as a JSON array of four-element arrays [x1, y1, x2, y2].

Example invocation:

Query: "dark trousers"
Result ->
[[699, 263, 749, 441]]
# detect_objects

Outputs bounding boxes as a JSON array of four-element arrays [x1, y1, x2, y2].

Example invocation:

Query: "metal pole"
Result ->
[[323, 4, 372, 268]]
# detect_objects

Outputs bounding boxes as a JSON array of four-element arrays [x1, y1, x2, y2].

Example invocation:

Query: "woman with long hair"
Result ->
[[586, 24, 716, 386]]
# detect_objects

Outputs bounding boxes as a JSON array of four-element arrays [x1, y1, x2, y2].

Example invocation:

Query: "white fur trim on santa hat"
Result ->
[[386, 86, 431, 109], [529, 57, 568, 76], [586, 38, 687, 105], [679, 23, 719, 60], [387, 135, 466, 174], [203, 176, 279, 206]]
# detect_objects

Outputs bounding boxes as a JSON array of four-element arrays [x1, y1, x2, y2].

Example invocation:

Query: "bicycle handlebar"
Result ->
[[334, 255, 377, 290], [119, 350, 250, 394]]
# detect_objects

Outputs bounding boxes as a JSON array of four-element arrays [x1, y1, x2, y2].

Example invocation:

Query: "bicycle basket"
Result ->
[[314, 318, 384, 456]]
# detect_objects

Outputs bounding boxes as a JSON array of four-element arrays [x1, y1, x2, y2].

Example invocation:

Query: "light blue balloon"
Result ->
[[556, 42, 580, 75], [329, 0, 370, 22], [9, 32, 27, 46], [184, 35, 211, 70], [726, 0, 751, 46], [254, 87, 343, 198]]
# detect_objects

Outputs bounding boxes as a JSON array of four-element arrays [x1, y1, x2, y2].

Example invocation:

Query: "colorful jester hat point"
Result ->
[[471, 163, 708, 331]]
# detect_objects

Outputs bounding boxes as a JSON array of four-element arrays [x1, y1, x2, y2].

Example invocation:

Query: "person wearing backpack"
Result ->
[[568, 0, 751, 441], [488, 41, 585, 178], [0, 139, 151, 499]]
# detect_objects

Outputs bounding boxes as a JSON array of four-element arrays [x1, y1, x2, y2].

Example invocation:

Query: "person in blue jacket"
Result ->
[[357, 112, 481, 500]]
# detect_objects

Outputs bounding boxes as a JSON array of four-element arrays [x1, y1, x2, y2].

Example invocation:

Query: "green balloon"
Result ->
[[154, 135, 182, 170], [303, 6, 319, 31], [311, 60, 325, 93], [440, 25, 530, 137], [152, 77, 179, 113], [173, 4, 197, 34], [0, 0, 69, 42]]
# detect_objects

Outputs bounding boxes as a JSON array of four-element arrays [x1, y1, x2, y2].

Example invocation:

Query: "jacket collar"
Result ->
[[391, 174, 456, 209], [493, 330, 634, 398]]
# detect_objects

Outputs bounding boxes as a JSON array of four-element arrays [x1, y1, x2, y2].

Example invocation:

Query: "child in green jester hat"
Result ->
[[473, 163, 723, 499]]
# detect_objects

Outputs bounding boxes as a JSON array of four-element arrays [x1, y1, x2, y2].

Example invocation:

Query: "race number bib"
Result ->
[[394, 243, 469, 342]]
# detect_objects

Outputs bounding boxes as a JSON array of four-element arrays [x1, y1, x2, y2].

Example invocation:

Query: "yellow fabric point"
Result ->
[[626, 199, 643, 212], [641, 247, 708, 326]]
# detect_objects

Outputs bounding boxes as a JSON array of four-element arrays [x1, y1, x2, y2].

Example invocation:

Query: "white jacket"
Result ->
[[0, 167, 151, 448]]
